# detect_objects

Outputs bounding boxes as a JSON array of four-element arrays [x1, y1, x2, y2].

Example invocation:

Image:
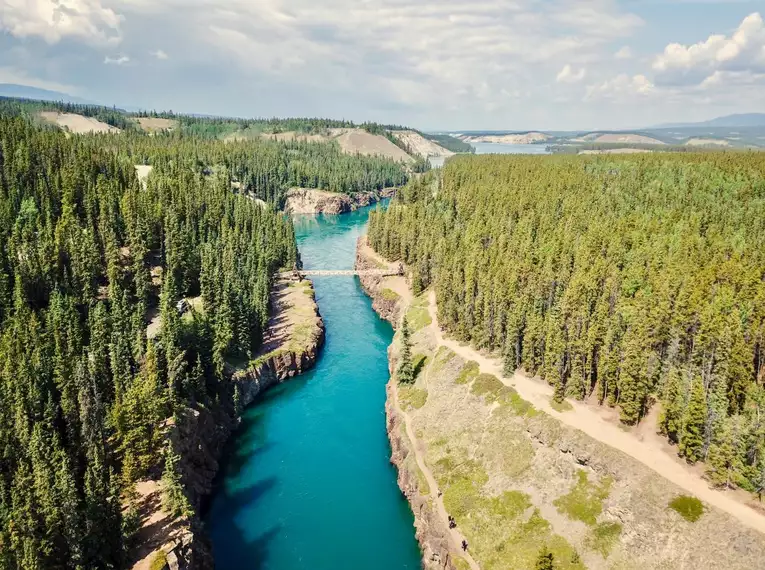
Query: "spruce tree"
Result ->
[[679, 376, 707, 463], [659, 366, 685, 444], [397, 316, 414, 384], [161, 439, 192, 519]]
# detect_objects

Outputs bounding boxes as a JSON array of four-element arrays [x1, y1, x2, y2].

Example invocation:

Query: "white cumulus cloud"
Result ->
[[0, 0, 123, 45], [653, 12, 765, 85], [151, 49, 169, 60], [586, 74, 654, 100], [556, 64, 586, 83], [615, 46, 632, 59], [104, 55, 130, 65]]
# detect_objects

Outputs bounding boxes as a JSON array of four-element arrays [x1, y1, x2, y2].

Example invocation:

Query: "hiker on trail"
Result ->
[[462, 540, 468, 552]]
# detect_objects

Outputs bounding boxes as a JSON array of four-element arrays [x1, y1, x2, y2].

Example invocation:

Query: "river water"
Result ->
[[205, 206, 421, 569]]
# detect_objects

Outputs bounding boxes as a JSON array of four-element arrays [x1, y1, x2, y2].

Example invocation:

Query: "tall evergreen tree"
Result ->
[[397, 316, 415, 384]]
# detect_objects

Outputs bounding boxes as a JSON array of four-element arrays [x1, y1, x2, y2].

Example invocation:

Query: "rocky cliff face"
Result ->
[[355, 237, 456, 570], [354, 236, 403, 325], [285, 187, 396, 215], [139, 280, 325, 570], [386, 382, 458, 570]]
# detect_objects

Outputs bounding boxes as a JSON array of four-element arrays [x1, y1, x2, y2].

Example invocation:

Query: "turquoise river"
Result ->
[[205, 205, 422, 569]]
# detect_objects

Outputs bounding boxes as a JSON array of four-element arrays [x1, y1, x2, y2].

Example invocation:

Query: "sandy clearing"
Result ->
[[128, 480, 186, 570], [135, 165, 153, 189], [391, 130, 454, 158], [39, 111, 120, 134], [137, 117, 176, 132], [392, 379, 480, 570], [426, 290, 765, 536], [335, 129, 413, 162], [592, 133, 665, 145], [685, 138, 730, 147], [261, 128, 415, 162], [462, 132, 550, 145]]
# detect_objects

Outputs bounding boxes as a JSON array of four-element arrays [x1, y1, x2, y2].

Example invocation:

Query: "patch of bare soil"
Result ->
[[39, 111, 120, 134], [592, 133, 665, 145], [137, 118, 176, 132], [334, 129, 413, 162], [685, 138, 730, 147], [127, 480, 187, 570], [392, 130, 454, 158], [134, 165, 153, 189]]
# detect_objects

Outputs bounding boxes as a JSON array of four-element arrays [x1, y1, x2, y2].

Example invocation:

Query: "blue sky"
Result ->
[[0, 0, 763, 130]]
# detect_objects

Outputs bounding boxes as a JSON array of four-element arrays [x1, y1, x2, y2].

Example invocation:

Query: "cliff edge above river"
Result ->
[[129, 277, 324, 570], [285, 187, 396, 215], [357, 235, 765, 570]]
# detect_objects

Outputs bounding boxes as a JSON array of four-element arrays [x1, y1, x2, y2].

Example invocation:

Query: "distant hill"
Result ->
[[656, 113, 765, 129], [0, 83, 92, 105]]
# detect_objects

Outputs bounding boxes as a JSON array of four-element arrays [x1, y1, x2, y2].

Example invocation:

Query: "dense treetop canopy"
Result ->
[[370, 152, 765, 491]]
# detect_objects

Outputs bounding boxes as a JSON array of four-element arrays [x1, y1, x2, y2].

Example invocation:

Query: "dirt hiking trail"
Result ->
[[392, 376, 480, 570], [426, 290, 765, 536]]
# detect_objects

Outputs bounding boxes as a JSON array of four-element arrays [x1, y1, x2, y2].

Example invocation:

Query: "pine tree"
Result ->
[[535, 545, 555, 570], [659, 366, 685, 444], [161, 439, 192, 519], [706, 416, 743, 488], [397, 316, 414, 384], [679, 376, 707, 462]]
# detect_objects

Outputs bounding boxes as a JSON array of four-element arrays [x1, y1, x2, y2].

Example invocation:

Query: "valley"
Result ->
[[2, 89, 765, 570]]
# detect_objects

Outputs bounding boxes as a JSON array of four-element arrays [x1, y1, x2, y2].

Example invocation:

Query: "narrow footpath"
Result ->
[[427, 290, 765, 536], [391, 375, 480, 570]]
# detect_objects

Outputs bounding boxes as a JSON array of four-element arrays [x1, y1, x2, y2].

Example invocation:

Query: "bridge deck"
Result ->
[[278, 269, 402, 278]]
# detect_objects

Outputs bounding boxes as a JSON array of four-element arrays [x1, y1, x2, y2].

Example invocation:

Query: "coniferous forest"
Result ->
[[0, 113, 303, 568], [369, 153, 765, 491], [0, 97, 418, 568]]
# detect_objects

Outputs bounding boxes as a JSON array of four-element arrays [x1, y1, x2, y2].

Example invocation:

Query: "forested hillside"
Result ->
[[108, 131, 408, 204], [0, 115, 300, 568], [369, 153, 765, 491]]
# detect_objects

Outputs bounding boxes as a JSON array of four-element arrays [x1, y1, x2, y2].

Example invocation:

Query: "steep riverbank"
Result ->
[[129, 277, 325, 570], [356, 237, 465, 570], [204, 207, 421, 570], [357, 236, 765, 570], [285, 187, 396, 214]]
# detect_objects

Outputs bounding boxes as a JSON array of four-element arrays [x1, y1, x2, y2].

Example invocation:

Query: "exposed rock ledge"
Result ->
[[131, 278, 324, 570], [285, 187, 396, 215], [355, 237, 456, 570]]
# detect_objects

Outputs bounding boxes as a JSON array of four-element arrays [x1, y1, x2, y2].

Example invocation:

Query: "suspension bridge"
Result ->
[[278, 267, 403, 278]]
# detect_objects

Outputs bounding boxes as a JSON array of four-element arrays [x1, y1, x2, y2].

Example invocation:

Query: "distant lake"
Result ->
[[472, 142, 551, 155], [430, 142, 550, 168]]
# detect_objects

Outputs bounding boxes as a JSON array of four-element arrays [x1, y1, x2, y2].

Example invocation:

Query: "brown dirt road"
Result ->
[[426, 290, 765, 536]]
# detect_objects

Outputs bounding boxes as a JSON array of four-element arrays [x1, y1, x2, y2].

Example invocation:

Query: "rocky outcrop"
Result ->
[[285, 187, 396, 215], [356, 236, 456, 570], [386, 378, 457, 570], [137, 280, 325, 570]]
